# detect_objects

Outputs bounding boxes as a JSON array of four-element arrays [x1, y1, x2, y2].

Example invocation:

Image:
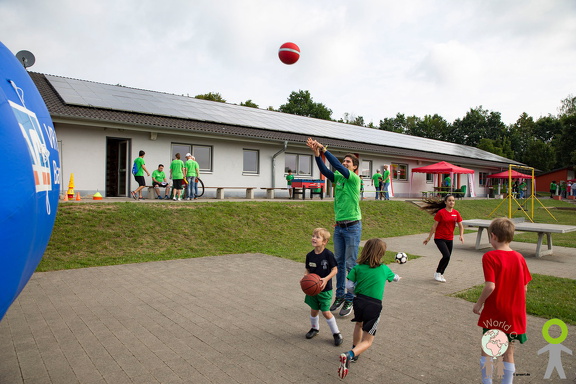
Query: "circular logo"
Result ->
[[481, 329, 509, 357]]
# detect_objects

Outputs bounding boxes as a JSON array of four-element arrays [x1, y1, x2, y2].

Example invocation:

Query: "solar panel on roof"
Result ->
[[44, 74, 516, 164]]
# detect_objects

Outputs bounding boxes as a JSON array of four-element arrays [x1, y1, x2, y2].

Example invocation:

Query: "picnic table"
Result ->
[[461, 219, 576, 257]]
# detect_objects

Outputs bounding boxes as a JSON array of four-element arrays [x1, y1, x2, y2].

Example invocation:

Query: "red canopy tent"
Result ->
[[487, 170, 533, 179], [412, 161, 475, 175], [411, 161, 475, 197]]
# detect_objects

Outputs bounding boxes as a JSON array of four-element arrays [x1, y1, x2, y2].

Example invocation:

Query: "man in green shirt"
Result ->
[[170, 153, 185, 201], [184, 153, 200, 200], [371, 170, 382, 200], [151, 164, 171, 199], [131, 150, 150, 200], [307, 138, 361, 317], [381, 165, 391, 200]]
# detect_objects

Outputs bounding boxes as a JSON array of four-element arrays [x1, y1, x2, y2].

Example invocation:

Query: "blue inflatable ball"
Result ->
[[0, 41, 61, 321]]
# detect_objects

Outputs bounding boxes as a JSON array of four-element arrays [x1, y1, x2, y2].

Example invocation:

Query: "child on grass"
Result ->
[[473, 217, 532, 384], [304, 228, 343, 346], [338, 238, 401, 379]]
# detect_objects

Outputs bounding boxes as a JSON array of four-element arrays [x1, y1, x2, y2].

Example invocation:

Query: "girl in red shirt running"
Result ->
[[422, 194, 464, 282]]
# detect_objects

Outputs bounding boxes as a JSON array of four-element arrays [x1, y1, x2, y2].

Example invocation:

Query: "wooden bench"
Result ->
[[261, 187, 288, 199], [461, 219, 576, 257], [204, 187, 256, 199]]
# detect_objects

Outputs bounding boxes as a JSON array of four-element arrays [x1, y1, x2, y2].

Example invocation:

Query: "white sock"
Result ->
[[326, 316, 340, 334], [502, 362, 515, 384], [310, 315, 319, 330], [480, 357, 493, 384]]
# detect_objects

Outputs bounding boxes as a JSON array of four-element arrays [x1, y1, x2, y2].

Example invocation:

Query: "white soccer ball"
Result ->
[[395, 252, 408, 264]]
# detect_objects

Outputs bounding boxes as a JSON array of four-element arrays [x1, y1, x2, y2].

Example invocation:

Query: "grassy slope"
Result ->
[[41, 198, 576, 272]]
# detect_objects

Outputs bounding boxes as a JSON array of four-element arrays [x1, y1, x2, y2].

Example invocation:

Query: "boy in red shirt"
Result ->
[[473, 217, 532, 384]]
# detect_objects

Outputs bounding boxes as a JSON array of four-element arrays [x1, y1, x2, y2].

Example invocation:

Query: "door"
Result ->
[[106, 137, 130, 197]]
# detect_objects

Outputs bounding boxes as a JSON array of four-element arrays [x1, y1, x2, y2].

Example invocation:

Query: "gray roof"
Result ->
[[37, 73, 519, 168]]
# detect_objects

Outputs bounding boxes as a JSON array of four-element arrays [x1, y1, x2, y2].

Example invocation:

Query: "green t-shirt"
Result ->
[[185, 159, 199, 177], [170, 159, 185, 180], [334, 171, 361, 222], [347, 263, 395, 301], [371, 173, 382, 186], [382, 170, 390, 183], [151, 170, 166, 183], [286, 174, 294, 185], [134, 157, 145, 177]]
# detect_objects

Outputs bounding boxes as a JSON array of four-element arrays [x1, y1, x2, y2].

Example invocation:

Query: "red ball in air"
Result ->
[[278, 42, 300, 65]]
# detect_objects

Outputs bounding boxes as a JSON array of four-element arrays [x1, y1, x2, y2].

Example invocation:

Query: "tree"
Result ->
[[558, 94, 576, 117], [407, 114, 450, 141], [240, 99, 259, 108], [278, 90, 332, 120], [195, 92, 226, 102], [451, 106, 506, 147], [339, 113, 365, 126]]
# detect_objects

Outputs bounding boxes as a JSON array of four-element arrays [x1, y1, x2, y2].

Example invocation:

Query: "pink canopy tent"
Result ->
[[411, 161, 475, 197], [487, 170, 533, 179]]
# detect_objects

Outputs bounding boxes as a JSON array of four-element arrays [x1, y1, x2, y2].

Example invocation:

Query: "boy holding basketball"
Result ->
[[304, 228, 343, 346], [473, 217, 532, 384], [338, 238, 401, 379]]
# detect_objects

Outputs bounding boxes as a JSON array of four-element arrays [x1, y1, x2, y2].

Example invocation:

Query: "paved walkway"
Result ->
[[1, 232, 574, 383]]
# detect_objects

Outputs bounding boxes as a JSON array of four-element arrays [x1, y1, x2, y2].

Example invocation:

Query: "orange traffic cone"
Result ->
[[63, 194, 69, 202], [75, 192, 81, 201]]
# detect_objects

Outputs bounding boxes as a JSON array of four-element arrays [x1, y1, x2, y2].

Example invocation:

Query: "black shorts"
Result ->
[[351, 294, 382, 336], [135, 175, 146, 187], [173, 179, 183, 189], [153, 182, 168, 188]]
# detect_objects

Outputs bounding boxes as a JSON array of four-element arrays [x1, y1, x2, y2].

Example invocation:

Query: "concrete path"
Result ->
[[1, 232, 574, 383]]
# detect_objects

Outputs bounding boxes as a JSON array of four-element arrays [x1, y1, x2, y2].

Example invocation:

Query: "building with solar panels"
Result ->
[[30, 72, 522, 199]]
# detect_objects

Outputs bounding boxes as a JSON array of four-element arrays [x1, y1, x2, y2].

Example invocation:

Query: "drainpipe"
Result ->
[[272, 141, 288, 188]]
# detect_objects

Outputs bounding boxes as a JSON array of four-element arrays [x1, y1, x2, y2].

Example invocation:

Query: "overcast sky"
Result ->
[[2, 0, 575, 126]]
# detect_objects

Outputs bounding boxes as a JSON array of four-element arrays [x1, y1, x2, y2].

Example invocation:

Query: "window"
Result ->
[[391, 163, 408, 181], [243, 149, 259, 174], [171, 143, 213, 172], [426, 173, 433, 183], [361, 160, 372, 178], [479, 172, 488, 186], [285, 153, 312, 176]]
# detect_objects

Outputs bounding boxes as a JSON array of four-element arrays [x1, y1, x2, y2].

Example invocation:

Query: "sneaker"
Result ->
[[338, 352, 351, 379], [440, 275, 447, 282], [178, 197, 182, 201], [131, 191, 137, 200], [173, 197, 177, 201], [156, 196, 162, 200], [351, 355, 359, 363], [434, 273, 443, 282], [333, 333, 343, 346], [339, 300, 353, 317], [330, 297, 345, 312], [164, 196, 169, 200], [305, 328, 319, 339]]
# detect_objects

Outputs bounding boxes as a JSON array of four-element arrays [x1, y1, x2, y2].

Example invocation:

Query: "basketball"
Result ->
[[300, 273, 322, 296], [278, 42, 300, 65]]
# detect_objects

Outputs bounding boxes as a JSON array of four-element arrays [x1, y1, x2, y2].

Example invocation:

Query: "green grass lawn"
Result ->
[[42, 198, 576, 271], [451, 274, 576, 325]]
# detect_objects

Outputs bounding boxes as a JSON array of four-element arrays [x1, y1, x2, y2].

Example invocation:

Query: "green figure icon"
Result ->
[[537, 319, 572, 379]]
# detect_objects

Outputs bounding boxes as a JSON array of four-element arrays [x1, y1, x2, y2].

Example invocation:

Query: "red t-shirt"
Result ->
[[478, 250, 532, 334], [433, 208, 462, 240]]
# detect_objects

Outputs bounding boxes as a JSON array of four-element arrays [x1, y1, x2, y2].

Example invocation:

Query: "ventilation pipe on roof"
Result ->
[[272, 141, 288, 188]]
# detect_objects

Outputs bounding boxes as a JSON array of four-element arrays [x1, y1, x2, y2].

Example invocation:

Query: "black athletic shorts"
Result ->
[[173, 179, 183, 189], [351, 294, 382, 336], [135, 175, 146, 187]]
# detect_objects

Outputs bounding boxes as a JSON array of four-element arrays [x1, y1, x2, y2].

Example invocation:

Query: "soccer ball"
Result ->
[[395, 252, 408, 264]]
